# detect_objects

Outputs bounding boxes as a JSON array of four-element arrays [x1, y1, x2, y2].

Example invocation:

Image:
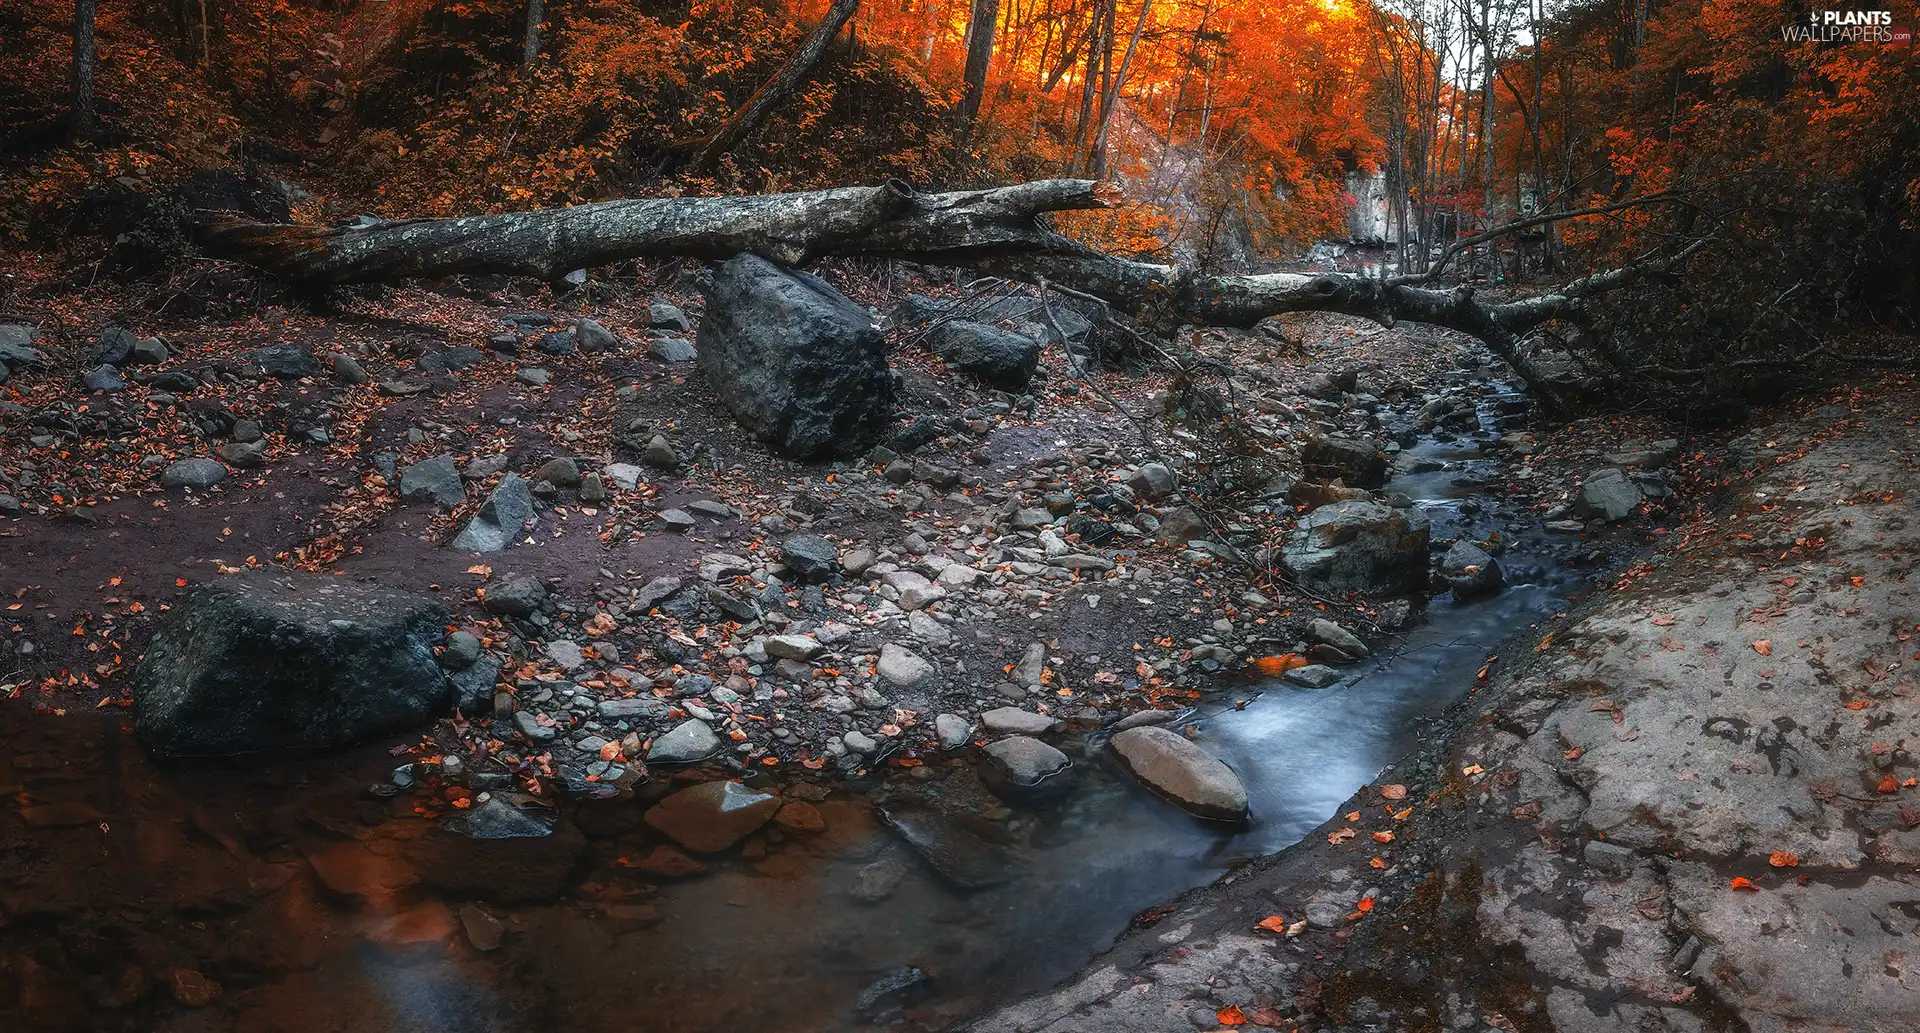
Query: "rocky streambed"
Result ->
[[0, 350, 1664, 1033]]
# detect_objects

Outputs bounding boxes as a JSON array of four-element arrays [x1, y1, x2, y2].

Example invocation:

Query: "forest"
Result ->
[[0, 1, 1917, 1032]]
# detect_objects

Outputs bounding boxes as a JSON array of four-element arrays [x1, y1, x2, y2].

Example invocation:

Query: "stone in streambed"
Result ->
[[1307, 618, 1370, 658], [878, 801, 1011, 891], [1109, 726, 1249, 821], [646, 718, 721, 764], [1442, 540, 1504, 599], [643, 780, 779, 853], [133, 573, 451, 757], [980, 735, 1072, 799]]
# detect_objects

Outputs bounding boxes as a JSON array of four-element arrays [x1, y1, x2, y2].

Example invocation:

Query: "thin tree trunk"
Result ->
[[1087, 0, 1153, 180], [956, 0, 1001, 133], [522, 0, 543, 65], [690, 0, 862, 173], [72, 0, 98, 140]]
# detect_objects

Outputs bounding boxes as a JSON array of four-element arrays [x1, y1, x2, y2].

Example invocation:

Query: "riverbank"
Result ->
[[970, 370, 1920, 1033]]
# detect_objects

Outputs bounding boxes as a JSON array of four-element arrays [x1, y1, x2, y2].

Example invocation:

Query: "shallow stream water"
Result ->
[[0, 376, 1607, 1033]]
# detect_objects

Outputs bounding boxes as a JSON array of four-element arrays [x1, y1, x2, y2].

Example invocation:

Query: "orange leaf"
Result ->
[[1253, 654, 1307, 675], [1877, 775, 1900, 793], [1844, 700, 1871, 710], [1751, 639, 1771, 655], [1217, 1004, 1247, 1026], [1255, 915, 1289, 934], [1369, 856, 1387, 869], [1767, 850, 1798, 868], [1380, 783, 1407, 800], [1327, 828, 1356, 844], [1345, 810, 1361, 822], [1371, 830, 1394, 843], [1355, 896, 1375, 912], [1729, 876, 1759, 892]]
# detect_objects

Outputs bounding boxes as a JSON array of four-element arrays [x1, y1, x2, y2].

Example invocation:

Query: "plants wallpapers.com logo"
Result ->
[[1779, 9, 1911, 44]]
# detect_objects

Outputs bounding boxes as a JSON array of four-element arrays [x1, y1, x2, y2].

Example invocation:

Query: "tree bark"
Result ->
[[955, 0, 1000, 132], [522, 0, 543, 65], [72, 0, 98, 140], [690, 0, 861, 173], [201, 178, 1689, 409]]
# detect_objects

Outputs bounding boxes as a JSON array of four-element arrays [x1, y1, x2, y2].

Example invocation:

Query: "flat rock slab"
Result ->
[[643, 780, 780, 854], [981, 735, 1072, 798], [133, 574, 451, 758], [980, 707, 1060, 735], [878, 801, 1012, 891], [645, 718, 721, 764], [1109, 726, 1249, 821]]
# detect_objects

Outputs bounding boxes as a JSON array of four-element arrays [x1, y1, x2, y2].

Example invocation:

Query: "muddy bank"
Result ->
[[969, 373, 1920, 1033]]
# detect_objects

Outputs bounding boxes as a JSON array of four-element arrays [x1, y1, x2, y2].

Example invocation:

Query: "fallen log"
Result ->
[[200, 178, 1691, 408]]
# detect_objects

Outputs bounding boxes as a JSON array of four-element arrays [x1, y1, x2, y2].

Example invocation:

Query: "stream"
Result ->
[[0, 370, 1610, 1033]]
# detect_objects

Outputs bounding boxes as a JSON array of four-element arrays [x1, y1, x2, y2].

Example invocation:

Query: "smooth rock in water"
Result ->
[[980, 707, 1059, 735], [443, 795, 552, 839], [780, 534, 840, 582], [878, 801, 1011, 890], [399, 454, 465, 508], [1113, 709, 1178, 731], [980, 735, 1072, 798], [1109, 726, 1249, 821], [459, 906, 504, 951], [646, 718, 721, 764], [1307, 618, 1370, 659], [643, 780, 779, 853], [133, 573, 451, 757], [245, 343, 322, 379], [1284, 664, 1342, 688], [850, 856, 908, 902], [481, 574, 546, 617], [451, 473, 536, 552], [696, 253, 895, 459], [573, 317, 619, 352], [877, 644, 935, 690], [1280, 499, 1429, 596], [81, 365, 126, 392], [160, 458, 228, 490], [1442, 539, 1504, 599], [934, 713, 972, 749], [925, 320, 1040, 390], [1576, 467, 1643, 522], [649, 337, 696, 362]]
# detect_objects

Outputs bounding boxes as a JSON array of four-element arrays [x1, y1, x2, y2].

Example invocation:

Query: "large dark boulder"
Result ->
[[134, 574, 452, 758], [1302, 434, 1389, 488], [926, 320, 1040, 390], [696, 254, 894, 459]]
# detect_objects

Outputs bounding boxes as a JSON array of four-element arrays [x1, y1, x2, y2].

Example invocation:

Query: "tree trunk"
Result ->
[[201, 177, 1692, 409], [522, 0, 543, 65], [690, 0, 861, 172], [72, 0, 98, 140], [955, 0, 1000, 132], [1087, 0, 1152, 180]]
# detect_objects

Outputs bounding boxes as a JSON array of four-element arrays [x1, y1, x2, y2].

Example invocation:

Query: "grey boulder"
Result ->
[[451, 473, 536, 552], [1109, 726, 1249, 821], [1280, 498, 1429, 596], [925, 320, 1040, 391], [133, 574, 451, 757], [696, 253, 895, 459]]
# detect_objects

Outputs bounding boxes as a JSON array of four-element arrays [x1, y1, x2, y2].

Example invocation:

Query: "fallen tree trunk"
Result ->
[[201, 178, 1687, 408]]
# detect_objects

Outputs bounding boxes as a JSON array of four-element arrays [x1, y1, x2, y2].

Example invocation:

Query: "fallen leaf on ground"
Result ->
[[1327, 828, 1356, 844], [1462, 764, 1484, 776], [1752, 639, 1771, 655], [1253, 655, 1307, 675], [1216, 1005, 1247, 1026], [1729, 876, 1759, 892], [1370, 856, 1387, 869], [1255, 915, 1288, 934], [1768, 850, 1798, 867], [1878, 775, 1900, 793], [1371, 830, 1394, 843], [1356, 896, 1375, 912], [1380, 783, 1407, 800]]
